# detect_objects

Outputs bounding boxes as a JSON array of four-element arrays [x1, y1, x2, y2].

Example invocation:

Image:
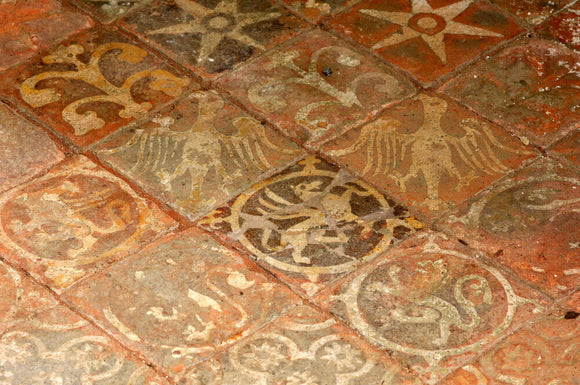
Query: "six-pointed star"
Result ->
[[360, 0, 503, 63]]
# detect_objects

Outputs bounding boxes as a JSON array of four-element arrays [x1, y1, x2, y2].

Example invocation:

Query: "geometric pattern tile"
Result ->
[[488, 0, 574, 24], [549, 130, 580, 169], [541, 0, 580, 51], [279, 0, 362, 22], [0, 156, 176, 291], [96, 90, 304, 219]]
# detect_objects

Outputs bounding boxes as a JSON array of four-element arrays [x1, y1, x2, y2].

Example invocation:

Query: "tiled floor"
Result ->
[[0, 0, 578, 384]]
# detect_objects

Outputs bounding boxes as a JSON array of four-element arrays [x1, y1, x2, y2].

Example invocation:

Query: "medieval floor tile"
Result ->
[[0, 0, 94, 71], [323, 93, 536, 218], [0, 304, 171, 385], [443, 37, 580, 147], [442, 316, 580, 384], [313, 231, 549, 384], [0, 156, 176, 291], [438, 158, 580, 299], [216, 29, 416, 147], [279, 0, 361, 22], [120, 0, 308, 78], [488, 0, 573, 24], [549, 130, 580, 169], [0, 104, 65, 194], [200, 156, 425, 297], [182, 305, 421, 385], [540, 0, 580, 51], [0, 27, 193, 147], [63, 228, 301, 382], [326, 0, 523, 84], [95, 90, 304, 220], [75, 0, 151, 21], [563, 291, 580, 313]]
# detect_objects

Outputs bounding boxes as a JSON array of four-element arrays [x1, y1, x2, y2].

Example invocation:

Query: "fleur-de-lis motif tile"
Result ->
[[76, 0, 150, 21], [201, 156, 424, 296], [96, 90, 304, 219], [439, 159, 580, 298], [0, 27, 192, 147], [0, 156, 176, 291], [488, 0, 573, 24], [550, 131, 580, 170], [120, 0, 308, 77], [326, 0, 522, 84], [279, 0, 361, 22], [443, 38, 580, 147], [182, 305, 421, 385], [323, 93, 536, 217], [541, 1, 580, 51], [64, 228, 301, 382], [216, 29, 416, 147], [314, 231, 549, 384]]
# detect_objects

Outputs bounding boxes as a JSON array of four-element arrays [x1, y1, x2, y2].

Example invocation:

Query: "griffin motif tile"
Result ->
[[443, 317, 580, 384], [0, 104, 64, 194], [323, 93, 536, 216], [216, 29, 416, 147], [64, 228, 301, 382], [326, 0, 522, 83], [541, 1, 580, 51], [443, 38, 580, 147], [0, 156, 175, 291], [0, 27, 192, 147], [549, 130, 580, 169], [279, 0, 361, 22], [77, 0, 150, 21], [439, 159, 580, 298], [314, 232, 548, 384], [182, 305, 421, 385], [120, 0, 308, 77], [201, 156, 424, 296], [0, 0, 94, 71], [489, 0, 572, 24], [96, 90, 304, 219], [0, 304, 170, 385]]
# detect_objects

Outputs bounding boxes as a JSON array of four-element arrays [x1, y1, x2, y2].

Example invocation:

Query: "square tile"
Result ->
[[549, 130, 580, 169], [489, 0, 573, 24], [323, 93, 536, 217], [120, 0, 308, 77], [0, 27, 193, 147], [0, 156, 176, 291], [541, 1, 580, 51], [96, 90, 304, 219], [313, 231, 549, 384], [439, 158, 580, 298], [326, 0, 523, 84], [0, 104, 64, 194], [216, 29, 416, 147], [0, 0, 94, 71], [443, 38, 580, 147], [200, 156, 425, 296], [75, 0, 151, 21], [64, 228, 301, 382], [279, 0, 361, 22], [182, 305, 421, 385]]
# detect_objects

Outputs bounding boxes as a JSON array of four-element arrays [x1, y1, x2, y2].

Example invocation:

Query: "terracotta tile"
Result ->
[[489, 0, 573, 24], [0, 0, 94, 71], [216, 29, 416, 147], [549, 130, 580, 169], [0, 27, 193, 147], [439, 158, 580, 298], [323, 93, 536, 217], [200, 156, 424, 296], [76, 0, 151, 21], [280, 0, 361, 22], [326, 0, 523, 84], [64, 228, 301, 382], [443, 317, 580, 384], [96, 90, 304, 219], [182, 305, 421, 385], [120, 0, 308, 77], [0, 304, 170, 385], [314, 231, 549, 384], [443, 38, 580, 147], [563, 291, 580, 313], [541, 1, 580, 51], [0, 156, 175, 291], [0, 104, 64, 194]]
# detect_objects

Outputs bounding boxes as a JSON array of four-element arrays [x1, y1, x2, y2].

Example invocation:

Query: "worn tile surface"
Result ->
[[280, 0, 361, 22], [0, 156, 175, 291], [76, 0, 151, 21], [550, 130, 580, 169], [217, 29, 416, 147], [96, 90, 304, 219], [323, 93, 536, 217], [541, 0, 580, 51], [489, 0, 573, 24]]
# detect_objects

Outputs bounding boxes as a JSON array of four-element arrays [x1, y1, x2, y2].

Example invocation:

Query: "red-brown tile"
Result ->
[[314, 231, 548, 384], [64, 228, 301, 382], [443, 38, 580, 147], [439, 158, 580, 298], [489, 0, 573, 24], [0, 0, 94, 71], [0, 104, 65, 194], [323, 93, 536, 217], [201, 156, 425, 296], [0, 156, 175, 291], [541, 1, 580, 51], [327, 0, 523, 84], [563, 291, 580, 313], [549, 130, 580, 169], [0, 27, 193, 147], [216, 29, 416, 147], [280, 0, 361, 22], [75, 0, 151, 21]]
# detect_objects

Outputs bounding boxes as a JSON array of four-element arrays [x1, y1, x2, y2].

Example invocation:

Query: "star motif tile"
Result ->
[[488, 0, 574, 24], [326, 0, 523, 83], [540, 1, 580, 51], [279, 0, 361, 22]]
